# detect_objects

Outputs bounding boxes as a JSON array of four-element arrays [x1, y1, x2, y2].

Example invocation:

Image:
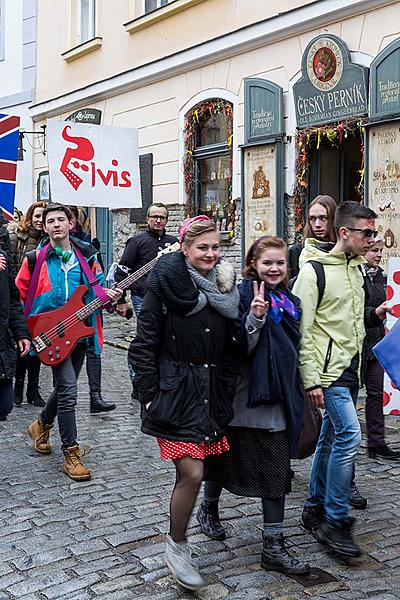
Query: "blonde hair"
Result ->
[[180, 219, 218, 247]]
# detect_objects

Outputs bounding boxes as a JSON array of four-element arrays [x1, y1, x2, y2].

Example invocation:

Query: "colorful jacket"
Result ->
[[292, 238, 368, 390], [16, 238, 105, 355]]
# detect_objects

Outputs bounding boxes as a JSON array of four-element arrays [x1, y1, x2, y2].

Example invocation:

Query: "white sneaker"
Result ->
[[165, 535, 205, 590]]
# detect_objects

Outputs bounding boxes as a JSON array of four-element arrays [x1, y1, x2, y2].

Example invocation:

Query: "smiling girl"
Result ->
[[200, 236, 309, 575]]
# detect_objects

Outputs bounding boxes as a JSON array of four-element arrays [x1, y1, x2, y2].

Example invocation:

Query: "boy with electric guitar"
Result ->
[[16, 204, 123, 481]]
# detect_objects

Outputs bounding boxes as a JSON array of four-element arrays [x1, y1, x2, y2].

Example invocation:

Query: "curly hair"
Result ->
[[19, 202, 47, 234]]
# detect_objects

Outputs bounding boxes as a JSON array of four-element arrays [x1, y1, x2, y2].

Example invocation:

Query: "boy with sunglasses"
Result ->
[[293, 201, 391, 558]]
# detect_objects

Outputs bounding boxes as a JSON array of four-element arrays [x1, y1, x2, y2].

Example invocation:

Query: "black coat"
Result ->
[[0, 251, 30, 379], [362, 267, 386, 381], [129, 288, 237, 443], [115, 229, 178, 299]]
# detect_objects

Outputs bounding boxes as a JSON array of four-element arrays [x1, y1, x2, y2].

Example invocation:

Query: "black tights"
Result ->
[[203, 481, 285, 523], [170, 457, 204, 542]]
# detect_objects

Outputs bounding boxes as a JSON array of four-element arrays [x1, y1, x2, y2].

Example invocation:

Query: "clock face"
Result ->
[[306, 38, 344, 91]]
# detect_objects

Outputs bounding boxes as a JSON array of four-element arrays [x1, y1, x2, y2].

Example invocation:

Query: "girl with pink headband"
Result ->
[[129, 216, 239, 591]]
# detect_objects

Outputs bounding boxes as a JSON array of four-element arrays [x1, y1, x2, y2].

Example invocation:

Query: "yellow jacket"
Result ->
[[292, 239, 366, 390]]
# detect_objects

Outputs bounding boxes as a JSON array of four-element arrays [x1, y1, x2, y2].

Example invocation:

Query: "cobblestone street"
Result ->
[[1, 316, 400, 600]]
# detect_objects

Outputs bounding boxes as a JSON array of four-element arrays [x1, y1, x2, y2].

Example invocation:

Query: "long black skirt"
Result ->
[[204, 427, 291, 499]]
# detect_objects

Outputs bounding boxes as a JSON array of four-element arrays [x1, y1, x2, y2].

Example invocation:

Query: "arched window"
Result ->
[[183, 99, 234, 232]]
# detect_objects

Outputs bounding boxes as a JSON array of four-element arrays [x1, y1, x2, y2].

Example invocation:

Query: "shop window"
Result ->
[[183, 99, 234, 233], [144, 0, 168, 14], [77, 0, 96, 44]]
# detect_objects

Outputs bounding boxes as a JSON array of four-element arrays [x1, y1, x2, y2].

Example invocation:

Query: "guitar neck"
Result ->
[[76, 256, 159, 321]]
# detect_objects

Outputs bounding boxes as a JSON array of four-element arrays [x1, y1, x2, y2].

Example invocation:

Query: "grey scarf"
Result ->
[[186, 260, 239, 320]]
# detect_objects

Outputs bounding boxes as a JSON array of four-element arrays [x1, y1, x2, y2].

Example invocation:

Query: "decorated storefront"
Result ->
[[241, 78, 284, 254], [292, 34, 369, 236]]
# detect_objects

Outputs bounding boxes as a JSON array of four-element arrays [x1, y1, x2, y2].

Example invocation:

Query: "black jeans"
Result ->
[[0, 379, 14, 419], [40, 344, 86, 450], [365, 357, 385, 448]]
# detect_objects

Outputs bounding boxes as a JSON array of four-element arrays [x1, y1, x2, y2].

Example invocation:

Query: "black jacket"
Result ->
[[129, 288, 237, 443], [362, 267, 386, 378], [0, 250, 31, 379], [115, 229, 178, 299]]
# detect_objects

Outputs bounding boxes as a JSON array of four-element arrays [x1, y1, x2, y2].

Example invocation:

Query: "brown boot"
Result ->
[[63, 445, 91, 481], [27, 419, 53, 454]]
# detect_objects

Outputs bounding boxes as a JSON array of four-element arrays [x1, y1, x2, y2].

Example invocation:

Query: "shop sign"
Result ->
[[47, 119, 141, 209], [382, 257, 400, 415], [244, 79, 283, 143], [368, 123, 400, 270], [244, 145, 277, 252], [66, 108, 102, 125], [370, 38, 400, 121], [293, 35, 368, 128]]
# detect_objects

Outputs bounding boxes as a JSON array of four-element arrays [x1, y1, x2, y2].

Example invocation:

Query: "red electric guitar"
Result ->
[[28, 242, 180, 366]]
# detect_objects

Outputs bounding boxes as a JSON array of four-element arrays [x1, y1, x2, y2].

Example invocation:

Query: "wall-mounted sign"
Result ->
[[244, 145, 277, 252], [47, 119, 141, 209], [244, 79, 283, 143], [66, 108, 102, 125], [293, 35, 368, 128], [370, 37, 400, 121], [368, 123, 400, 271]]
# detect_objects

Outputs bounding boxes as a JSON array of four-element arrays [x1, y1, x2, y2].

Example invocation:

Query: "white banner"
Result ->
[[383, 257, 400, 415], [47, 119, 141, 209]]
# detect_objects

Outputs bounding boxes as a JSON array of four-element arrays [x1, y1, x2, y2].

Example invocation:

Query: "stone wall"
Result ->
[[111, 201, 244, 275]]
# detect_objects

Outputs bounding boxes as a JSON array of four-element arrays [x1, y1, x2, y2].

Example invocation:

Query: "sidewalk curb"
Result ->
[[104, 339, 129, 351]]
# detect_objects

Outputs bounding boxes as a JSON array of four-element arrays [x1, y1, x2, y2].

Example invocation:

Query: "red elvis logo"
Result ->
[[60, 125, 132, 191]]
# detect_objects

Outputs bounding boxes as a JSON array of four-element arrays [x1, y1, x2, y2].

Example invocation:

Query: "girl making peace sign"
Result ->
[[200, 236, 310, 574]]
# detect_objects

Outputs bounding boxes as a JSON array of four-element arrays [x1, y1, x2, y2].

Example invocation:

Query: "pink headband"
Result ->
[[178, 215, 212, 243]]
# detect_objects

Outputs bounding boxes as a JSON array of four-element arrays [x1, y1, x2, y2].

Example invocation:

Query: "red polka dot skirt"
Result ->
[[157, 436, 230, 461]]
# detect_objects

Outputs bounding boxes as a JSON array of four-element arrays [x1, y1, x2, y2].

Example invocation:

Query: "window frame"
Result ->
[[183, 99, 234, 234], [143, 0, 168, 15], [77, 0, 96, 45]]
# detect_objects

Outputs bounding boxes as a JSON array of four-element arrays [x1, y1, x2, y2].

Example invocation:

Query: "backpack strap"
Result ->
[[72, 243, 115, 313], [26, 249, 37, 276], [308, 260, 325, 309]]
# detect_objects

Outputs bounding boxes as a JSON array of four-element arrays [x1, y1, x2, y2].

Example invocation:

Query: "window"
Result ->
[[183, 99, 234, 232], [77, 0, 96, 44], [144, 0, 168, 14]]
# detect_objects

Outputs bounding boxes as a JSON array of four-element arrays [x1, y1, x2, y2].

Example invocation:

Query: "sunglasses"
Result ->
[[345, 227, 378, 239]]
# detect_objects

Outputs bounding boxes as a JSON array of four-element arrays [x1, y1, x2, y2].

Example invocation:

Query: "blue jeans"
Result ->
[[305, 386, 361, 524], [128, 295, 143, 383], [0, 379, 14, 419]]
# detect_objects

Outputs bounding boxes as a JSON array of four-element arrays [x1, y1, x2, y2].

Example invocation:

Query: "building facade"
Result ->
[[30, 0, 400, 268], [0, 0, 38, 214]]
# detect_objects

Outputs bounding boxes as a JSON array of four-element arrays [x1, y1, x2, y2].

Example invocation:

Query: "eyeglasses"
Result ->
[[345, 227, 378, 239], [148, 215, 167, 221]]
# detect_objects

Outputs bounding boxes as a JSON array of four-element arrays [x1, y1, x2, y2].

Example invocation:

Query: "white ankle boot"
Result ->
[[165, 535, 204, 590]]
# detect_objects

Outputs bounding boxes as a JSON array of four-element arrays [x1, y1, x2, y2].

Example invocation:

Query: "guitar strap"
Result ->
[[24, 242, 114, 316], [73, 244, 115, 314], [24, 244, 50, 316]]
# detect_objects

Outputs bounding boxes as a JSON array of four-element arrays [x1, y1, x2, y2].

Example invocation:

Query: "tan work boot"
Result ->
[[27, 419, 53, 454], [63, 445, 91, 481]]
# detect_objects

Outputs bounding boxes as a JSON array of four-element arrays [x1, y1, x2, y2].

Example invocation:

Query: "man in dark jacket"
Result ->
[[0, 250, 30, 420], [115, 203, 177, 318]]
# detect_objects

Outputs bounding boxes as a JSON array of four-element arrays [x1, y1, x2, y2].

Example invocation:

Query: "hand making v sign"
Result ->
[[251, 281, 269, 318]]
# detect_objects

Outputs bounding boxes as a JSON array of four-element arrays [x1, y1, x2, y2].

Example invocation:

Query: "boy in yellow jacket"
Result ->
[[293, 201, 391, 558]]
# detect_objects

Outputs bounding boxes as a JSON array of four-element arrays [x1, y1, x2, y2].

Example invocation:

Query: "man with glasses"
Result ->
[[293, 201, 391, 558], [115, 204, 177, 392]]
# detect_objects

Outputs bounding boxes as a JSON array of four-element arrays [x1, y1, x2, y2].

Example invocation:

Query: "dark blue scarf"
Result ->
[[238, 279, 304, 454]]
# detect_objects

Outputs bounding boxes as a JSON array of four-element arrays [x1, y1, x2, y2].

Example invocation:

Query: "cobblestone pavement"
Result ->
[[1, 314, 400, 600]]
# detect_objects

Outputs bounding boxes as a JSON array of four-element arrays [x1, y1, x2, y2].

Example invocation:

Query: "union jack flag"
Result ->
[[0, 113, 21, 220]]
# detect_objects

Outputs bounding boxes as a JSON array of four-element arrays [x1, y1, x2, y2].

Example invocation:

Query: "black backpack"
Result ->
[[289, 260, 326, 309]]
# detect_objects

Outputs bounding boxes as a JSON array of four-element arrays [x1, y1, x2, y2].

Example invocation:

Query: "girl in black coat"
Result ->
[[198, 236, 310, 575], [0, 251, 31, 420], [129, 216, 239, 591], [363, 238, 400, 460]]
